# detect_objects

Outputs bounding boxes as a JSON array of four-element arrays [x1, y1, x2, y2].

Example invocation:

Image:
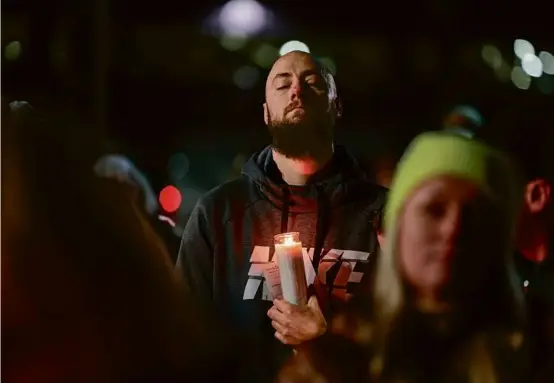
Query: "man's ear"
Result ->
[[263, 103, 269, 125], [525, 178, 551, 213]]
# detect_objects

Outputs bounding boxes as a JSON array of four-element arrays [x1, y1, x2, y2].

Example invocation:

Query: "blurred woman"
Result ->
[[279, 131, 529, 382], [1, 100, 217, 382]]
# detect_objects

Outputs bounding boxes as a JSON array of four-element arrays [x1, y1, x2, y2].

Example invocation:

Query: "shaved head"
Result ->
[[263, 51, 339, 159], [265, 51, 337, 102]]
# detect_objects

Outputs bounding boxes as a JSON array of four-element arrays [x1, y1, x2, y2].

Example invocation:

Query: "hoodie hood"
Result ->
[[375, 131, 525, 326], [242, 145, 372, 214], [242, 145, 384, 274]]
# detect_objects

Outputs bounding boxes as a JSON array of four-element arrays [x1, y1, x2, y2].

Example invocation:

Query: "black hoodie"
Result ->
[[176, 145, 386, 382]]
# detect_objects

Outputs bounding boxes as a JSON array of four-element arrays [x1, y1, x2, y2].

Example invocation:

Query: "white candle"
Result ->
[[274, 232, 308, 306]]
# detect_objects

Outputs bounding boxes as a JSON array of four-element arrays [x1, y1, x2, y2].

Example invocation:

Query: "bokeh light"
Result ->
[[513, 39, 534, 60], [4, 41, 21, 60], [168, 152, 190, 182], [481, 45, 502, 69], [538, 51, 554, 75], [494, 61, 512, 82], [252, 43, 279, 68], [233, 66, 260, 90], [220, 35, 248, 51], [521, 53, 543, 78], [279, 40, 310, 56], [159, 185, 182, 213], [232, 153, 247, 171], [218, 0, 267, 38], [511, 66, 531, 90]]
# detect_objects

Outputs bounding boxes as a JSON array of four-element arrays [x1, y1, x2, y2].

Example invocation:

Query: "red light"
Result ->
[[159, 185, 182, 213]]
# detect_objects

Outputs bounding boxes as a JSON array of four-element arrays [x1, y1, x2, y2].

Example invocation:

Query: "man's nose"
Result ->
[[289, 79, 303, 100]]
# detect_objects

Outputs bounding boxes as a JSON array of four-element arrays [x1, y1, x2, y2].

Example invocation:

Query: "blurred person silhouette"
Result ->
[[93, 152, 181, 261], [94, 153, 159, 215], [479, 102, 554, 382], [1, 99, 216, 382], [176, 51, 386, 382], [279, 131, 529, 383]]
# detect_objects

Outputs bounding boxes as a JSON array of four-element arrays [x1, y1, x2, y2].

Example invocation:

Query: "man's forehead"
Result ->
[[267, 51, 320, 80]]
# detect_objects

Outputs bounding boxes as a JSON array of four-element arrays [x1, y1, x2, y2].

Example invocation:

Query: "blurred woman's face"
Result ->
[[398, 176, 499, 303]]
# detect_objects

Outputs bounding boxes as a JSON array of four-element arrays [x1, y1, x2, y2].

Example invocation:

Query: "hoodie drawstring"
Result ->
[[280, 187, 290, 233], [311, 186, 328, 270]]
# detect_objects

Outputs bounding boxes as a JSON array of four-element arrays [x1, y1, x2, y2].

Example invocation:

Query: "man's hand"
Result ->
[[267, 296, 327, 346]]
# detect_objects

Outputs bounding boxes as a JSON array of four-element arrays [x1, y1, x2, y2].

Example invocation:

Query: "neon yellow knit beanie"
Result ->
[[384, 131, 523, 235]]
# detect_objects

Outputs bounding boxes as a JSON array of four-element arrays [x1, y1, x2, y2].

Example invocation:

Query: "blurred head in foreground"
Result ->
[[379, 131, 524, 319], [373, 131, 527, 381], [2, 100, 209, 382]]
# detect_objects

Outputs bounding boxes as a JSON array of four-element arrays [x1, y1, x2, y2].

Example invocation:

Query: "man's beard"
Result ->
[[267, 112, 333, 160]]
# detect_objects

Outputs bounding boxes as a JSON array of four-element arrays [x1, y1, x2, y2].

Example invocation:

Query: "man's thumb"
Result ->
[[308, 295, 320, 310]]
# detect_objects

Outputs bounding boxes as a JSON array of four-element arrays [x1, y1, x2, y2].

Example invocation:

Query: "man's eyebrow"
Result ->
[[299, 69, 320, 78], [271, 69, 322, 84], [272, 72, 292, 84]]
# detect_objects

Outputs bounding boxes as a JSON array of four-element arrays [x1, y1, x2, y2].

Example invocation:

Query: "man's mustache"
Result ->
[[285, 102, 304, 114]]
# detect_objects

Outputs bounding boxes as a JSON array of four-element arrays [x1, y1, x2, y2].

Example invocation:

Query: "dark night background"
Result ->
[[3, 0, 553, 226]]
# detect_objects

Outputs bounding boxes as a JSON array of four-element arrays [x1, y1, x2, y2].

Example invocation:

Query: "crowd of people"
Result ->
[[3, 51, 553, 382]]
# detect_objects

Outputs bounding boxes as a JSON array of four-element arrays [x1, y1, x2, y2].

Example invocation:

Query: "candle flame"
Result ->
[[283, 234, 296, 245]]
